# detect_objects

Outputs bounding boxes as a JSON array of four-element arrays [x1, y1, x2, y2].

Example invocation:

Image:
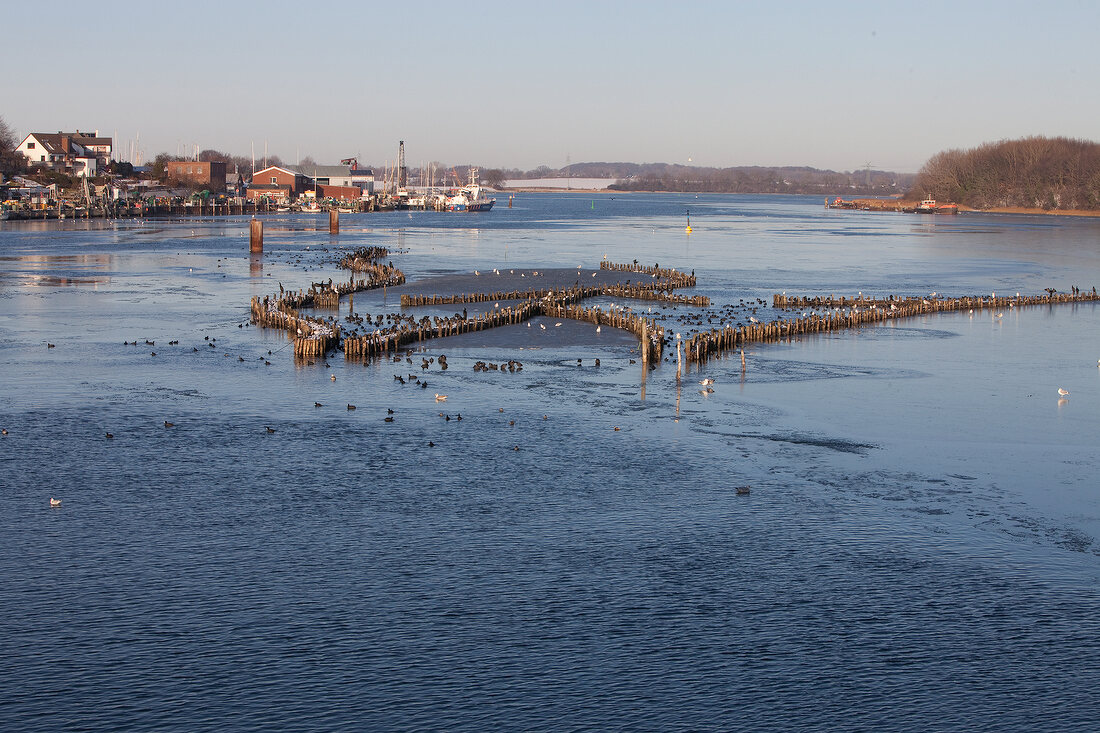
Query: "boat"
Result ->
[[915, 197, 958, 214], [446, 168, 496, 212]]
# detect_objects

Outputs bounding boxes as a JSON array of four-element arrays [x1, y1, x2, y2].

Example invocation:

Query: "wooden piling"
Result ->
[[329, 209, 339, 234], [249, 218, 263, 253]]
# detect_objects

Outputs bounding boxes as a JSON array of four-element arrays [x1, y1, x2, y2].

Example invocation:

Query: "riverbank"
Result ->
[[845, 198, 1100, 218]]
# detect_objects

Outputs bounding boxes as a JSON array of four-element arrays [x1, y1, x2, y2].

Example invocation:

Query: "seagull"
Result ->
[[539, 324, 546, 330], [1058, 388, 1069, 396], [596, 326, 601, 333], [435, 394, 447, 402], [50, 498, 62, 507], [554, 322, 562, 327]]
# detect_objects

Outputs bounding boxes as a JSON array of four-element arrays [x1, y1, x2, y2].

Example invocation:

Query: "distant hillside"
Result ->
[[606, 163, 912, 196], [491, 162, 912, 196], [909, 136, 1100, 210]]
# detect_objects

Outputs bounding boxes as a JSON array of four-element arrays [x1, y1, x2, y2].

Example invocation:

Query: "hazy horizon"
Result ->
[[5, 0, 1098, 175]]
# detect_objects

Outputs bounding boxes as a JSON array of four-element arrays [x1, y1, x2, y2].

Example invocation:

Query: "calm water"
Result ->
[[3, 194, 1100, 731]]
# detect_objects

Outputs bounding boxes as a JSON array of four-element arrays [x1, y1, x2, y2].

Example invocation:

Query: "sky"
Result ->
[[3, 0, 1098, 174]]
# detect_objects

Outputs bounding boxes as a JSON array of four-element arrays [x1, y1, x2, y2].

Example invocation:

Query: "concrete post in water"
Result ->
[[329, 209, 339, 234], [250, 218, 263, 253]]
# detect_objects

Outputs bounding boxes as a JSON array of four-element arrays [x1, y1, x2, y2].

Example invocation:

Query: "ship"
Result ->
[[446, 168, 496, 212], [915, 197, 959, 214]]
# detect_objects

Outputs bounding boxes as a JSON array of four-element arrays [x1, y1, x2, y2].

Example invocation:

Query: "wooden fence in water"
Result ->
[[676, 289, 1100, 366]]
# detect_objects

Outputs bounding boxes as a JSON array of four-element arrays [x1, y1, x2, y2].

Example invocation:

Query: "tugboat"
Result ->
[[915, 197, 959, 214]]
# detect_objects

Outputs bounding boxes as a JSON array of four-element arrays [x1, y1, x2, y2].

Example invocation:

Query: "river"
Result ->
[[2, 193, 1099, 731]]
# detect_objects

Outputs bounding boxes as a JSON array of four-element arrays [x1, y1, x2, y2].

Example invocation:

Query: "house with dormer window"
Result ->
[[14, 131, 112, 177]]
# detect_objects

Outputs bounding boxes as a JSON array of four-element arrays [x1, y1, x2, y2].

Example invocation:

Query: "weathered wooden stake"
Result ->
[[329, 209, 339, 234], [676, 335, 683, 382], [249, 218, 263, 253]]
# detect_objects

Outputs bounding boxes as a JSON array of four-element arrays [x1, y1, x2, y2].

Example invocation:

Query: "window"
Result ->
[[27, 142, 35, 149], [271, 177, 277, 184]]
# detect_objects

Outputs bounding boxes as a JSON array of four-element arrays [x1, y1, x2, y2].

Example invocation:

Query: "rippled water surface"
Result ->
[[3, 194, 1100, 731]]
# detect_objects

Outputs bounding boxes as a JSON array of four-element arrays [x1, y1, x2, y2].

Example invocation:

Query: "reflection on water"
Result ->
[[3, 195, 1100, 731]]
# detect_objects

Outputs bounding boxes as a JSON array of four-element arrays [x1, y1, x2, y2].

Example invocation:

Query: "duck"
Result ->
[[435, 394, 447, 402], [50, 498, 62, 507]]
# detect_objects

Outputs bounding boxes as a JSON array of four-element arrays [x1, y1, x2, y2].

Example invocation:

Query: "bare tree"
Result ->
[[0, 116, 27, 177]]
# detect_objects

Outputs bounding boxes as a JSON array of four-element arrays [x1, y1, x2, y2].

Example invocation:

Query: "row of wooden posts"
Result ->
[[343, 296, 666, 364], [399, 281, 708, 308], [250, 263, 405, 354], [599, 260, 697, 287], [772, 290, 1098, 311], [250, 240, 1096, 372], [678, 289, 1100, 366]]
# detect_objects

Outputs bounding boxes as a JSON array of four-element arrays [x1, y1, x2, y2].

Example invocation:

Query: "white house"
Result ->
[[14, 131, 112, 177]]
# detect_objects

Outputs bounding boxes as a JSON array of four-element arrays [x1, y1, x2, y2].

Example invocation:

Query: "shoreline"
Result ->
[[497, 190, 1100, 216], [846, 198, 1100, 219]]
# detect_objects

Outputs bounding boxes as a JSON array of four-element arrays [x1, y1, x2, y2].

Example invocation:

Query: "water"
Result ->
[[3, 194, 1100, 731]]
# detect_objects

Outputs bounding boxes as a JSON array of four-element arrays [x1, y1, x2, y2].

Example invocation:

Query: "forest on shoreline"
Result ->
[[909, 136, 1100, 211]]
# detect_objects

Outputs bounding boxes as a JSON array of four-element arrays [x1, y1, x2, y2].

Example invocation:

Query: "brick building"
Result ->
[[166, 161, 227, 191]]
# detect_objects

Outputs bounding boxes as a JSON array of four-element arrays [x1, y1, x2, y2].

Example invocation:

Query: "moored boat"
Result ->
[[915, 197, 958, 214], [446, 168, 496, 212]]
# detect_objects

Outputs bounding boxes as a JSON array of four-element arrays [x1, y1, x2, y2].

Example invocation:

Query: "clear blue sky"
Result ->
[[4, 0, 1098, 173]]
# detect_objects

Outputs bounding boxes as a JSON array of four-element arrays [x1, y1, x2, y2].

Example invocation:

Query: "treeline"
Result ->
[[909, 136, 1100, 210], [608, 164, 911, 196], [487, 161, 912, 195]]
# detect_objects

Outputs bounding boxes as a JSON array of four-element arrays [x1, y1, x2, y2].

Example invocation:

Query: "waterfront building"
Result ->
[[13, 131, 113, 177], [165, 160, 227, 191]]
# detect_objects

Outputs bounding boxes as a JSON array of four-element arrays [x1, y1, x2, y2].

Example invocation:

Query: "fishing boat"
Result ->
[[446, 168, 496, 212]]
